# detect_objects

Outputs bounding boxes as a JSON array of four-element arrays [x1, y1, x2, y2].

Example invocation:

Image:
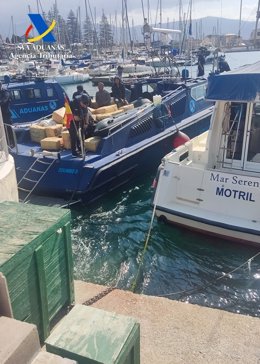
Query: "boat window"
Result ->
[[225, 102, 246, 160], [247, 102, 260, 163], [25, 89, 35, 99], [47, 88, 54, 97], [34, 89, 41, 98], [11, 90, 21, 100], [190, 84, 206, 101], [142, 84, 155, 94]]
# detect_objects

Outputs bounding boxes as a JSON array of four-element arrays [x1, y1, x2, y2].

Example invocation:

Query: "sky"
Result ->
[[0, 0, 258, 38]]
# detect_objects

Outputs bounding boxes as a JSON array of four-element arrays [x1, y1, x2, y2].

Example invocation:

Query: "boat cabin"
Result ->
[[206, 68, 260, 174], [5, 77, 66, 124], [214, 101, 260, 172], [153, 62, 260, 245]]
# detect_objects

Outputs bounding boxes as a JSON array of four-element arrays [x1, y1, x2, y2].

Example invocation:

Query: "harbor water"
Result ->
[[63, 51, 260, 318]]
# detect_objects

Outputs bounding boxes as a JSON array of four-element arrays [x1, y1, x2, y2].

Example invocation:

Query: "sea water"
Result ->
[[63, 51, 260, 317]]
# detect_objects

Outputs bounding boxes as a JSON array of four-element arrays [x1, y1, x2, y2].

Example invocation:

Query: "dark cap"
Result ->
[[77, 85, 84, 91], [80, 94, 89, 105]]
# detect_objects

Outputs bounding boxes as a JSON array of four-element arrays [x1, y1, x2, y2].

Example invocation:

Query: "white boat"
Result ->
[[0, 112, 18, 202], [53, 70, 90, 85], [153, 62, 260, 245], [38, 59, 90, 85]]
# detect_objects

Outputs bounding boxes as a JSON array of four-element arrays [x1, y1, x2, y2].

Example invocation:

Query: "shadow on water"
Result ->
[[70, 171, 260, 317]]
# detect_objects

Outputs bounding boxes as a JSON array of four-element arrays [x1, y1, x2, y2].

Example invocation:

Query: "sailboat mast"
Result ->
[[254, 0, 260, 48], [160, 0, 162, 28], [189, 0, 193, 77], [178, 0, 184, 53], [238, 0, 242, 39], [77, 7, 82, 44], [36, 0, 40, 14], [147, 0, 150, 24], [11, 16, 15, 44], [122, 0, 124, 58], [54, 0, 61, 44]]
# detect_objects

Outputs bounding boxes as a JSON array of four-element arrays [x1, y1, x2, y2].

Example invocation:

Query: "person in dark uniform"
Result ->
[[70, 94, 94, 156], [0, 81, 14, 147], [72, 85, 91, 106], [218, 56, 231, 73], [197, 53, 205, 77], [111, 76, 127, 108], [117, 65, 124, 78]]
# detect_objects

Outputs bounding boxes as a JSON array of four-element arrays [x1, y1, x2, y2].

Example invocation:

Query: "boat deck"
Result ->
[[73, 280, 260, 364]]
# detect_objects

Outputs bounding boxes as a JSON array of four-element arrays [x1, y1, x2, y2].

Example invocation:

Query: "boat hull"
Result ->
[[0, 155, 19, 202], [14, 113, 211, 204], [155, 207, 260, 246]]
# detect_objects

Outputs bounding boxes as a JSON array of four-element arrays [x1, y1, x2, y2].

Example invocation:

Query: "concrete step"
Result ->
[[31, 352, 77, 364], [0, 316, 40, 364]]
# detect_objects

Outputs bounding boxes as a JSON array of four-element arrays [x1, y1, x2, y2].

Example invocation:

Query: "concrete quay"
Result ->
[[74, 280, 260, 364]]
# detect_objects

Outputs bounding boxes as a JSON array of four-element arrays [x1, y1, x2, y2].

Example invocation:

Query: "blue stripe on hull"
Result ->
[[155, 205, 260, 239]]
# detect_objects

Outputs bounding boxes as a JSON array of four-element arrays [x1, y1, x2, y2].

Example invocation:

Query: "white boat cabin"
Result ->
[[153, 62, 260, 245]]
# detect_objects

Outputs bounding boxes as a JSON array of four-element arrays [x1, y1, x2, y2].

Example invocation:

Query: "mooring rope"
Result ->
[[130, 172, 162, 292], [158, 251, 260, 298]]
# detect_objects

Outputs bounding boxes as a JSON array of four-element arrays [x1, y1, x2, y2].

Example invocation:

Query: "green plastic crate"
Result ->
[[0, 201, 74, 342], [45, 304, 140, 364]]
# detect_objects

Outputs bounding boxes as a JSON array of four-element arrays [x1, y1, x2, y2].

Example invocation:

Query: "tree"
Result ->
[[83, 14, 94, 49], [66, 10, 81, 46], [99, 12, 113, 50], [45, 7, 68, 45]]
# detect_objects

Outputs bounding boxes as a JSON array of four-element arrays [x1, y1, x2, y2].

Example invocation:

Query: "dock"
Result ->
[[0, 201, 259, 363], [74, 280, 260, 364]]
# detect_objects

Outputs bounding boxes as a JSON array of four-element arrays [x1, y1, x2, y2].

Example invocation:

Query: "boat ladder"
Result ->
[[18, 157, 56, 203]]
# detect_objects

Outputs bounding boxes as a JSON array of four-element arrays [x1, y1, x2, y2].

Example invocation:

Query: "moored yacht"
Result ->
[[9, 77, 213, 204], [0, 111, 18, 202], [153, 62, 260, 245]]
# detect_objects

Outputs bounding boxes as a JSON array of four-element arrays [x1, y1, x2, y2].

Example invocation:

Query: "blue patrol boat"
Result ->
[[4, 76, 66, 124], [9, 77, 213, 204]]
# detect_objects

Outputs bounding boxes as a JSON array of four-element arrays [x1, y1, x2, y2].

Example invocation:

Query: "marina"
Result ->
[[1, 51, 259, 319], [62, 51, 260, 318]]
